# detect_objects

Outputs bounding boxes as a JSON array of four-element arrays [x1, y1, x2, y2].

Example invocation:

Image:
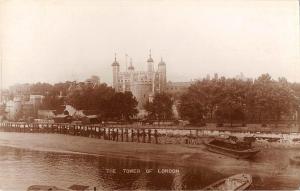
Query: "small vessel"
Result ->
[[289, 155, 300, 165], [203, 173, 252, 191], [204, 138, 260, 159], [27, 185, 66, 191], [27, 184, 92, 191]]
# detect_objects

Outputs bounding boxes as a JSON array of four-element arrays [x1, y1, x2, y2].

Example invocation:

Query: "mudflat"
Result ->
[[0, 132, 300, 190]]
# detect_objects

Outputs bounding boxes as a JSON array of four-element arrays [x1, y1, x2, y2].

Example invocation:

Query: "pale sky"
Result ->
[[0, 0, 299, 88]]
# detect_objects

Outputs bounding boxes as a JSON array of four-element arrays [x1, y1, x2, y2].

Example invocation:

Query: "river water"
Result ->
[[0, 145, 226, 190], [0, 145, 300, 190]]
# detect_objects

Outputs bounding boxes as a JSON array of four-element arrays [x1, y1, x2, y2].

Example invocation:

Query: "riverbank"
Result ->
[[0, 132, 300, 189]]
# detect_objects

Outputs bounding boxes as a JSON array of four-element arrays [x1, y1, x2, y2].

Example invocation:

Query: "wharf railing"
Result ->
[[0, 122, 300, 144], [0, 122, 162, 144]]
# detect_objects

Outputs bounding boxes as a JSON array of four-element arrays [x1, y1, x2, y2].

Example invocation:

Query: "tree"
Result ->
[[67, 83, 114, 110], [29, 82, 53, 95], [177, 73, 299, 125], [252, 74, 274, 122], [66, 83, 137, 121], [145, 93, 173, 121], [178, 92, 207, 124], [269, 80, 298, 121], [109, 91, 138, 120], [215, 78, 249, 125], [40, 95, 64, 110], [178, 78, 225, 124]]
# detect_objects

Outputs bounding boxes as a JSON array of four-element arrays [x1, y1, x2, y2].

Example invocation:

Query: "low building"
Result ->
[[22, 102, 35, 119], [38, 109, 56, 119]]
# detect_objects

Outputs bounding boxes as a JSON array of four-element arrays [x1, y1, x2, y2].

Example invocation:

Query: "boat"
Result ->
[[27, 184, 92, 191], [290, 155, 300, 165], [204, 138, 260, 159], [27, 185, 67, 191], [202, 173, 252, 191]]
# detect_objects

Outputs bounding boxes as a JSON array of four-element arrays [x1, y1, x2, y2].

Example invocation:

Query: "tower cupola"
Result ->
[[147, 49, 154, 72], [147, 49, 154, 62], [111, 54, 120, 66], [112, 53, 120, 91], [128, 58, 135, 71], [158, 57, 166, 66]]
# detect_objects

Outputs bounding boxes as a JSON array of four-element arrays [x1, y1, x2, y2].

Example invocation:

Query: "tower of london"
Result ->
[[112, 51, 167, 108]]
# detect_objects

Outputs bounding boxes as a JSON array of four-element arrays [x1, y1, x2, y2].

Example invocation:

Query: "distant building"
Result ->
[[5, 98, 22, 121], [38, 109, 56, 119], [112, 51, 167, 108], [9, 84, 31, 96], [235, 72, 252, 81], [22, 102, 35, 118], [85, 75, 100, 87]]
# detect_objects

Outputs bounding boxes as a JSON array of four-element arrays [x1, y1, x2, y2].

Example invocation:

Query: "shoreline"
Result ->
[[0, 132, 300, 189]]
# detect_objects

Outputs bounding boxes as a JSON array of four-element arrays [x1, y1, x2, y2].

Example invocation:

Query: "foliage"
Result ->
[[108, 91, 138, 120], [21, 78, 138, 121], [179, 74, 299, 124], [66, 84, 138, 120], [144, 93, 173, 121], [40, 95, 64, 110]]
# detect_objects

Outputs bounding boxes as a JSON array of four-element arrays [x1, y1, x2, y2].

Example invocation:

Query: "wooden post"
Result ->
[[116, 129, 119, 142], [108, 128, 111, 140], [111, 128, 114, 140], [125, 129, 128, 142], [142, 129, 146, 143], [131, 129, 134, 142], [148, 129, 151, 143], [121, 128, 124, 142], [104, 128, 107, 140], [154, 129, 158, 144]]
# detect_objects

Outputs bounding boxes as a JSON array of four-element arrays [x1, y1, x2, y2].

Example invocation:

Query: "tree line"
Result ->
[[14, 81, 138, 121], [179, 74, 299, 125], [7, 73, 300, 125]]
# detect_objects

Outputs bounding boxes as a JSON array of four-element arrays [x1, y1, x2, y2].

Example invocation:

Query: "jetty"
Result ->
[[1, 122, 300, 145]]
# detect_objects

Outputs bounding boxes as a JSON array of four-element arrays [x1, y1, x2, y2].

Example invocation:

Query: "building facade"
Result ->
[[112, 51, 167, 108]]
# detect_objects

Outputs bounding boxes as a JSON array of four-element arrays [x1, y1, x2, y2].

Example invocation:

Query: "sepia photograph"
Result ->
[[0, 0, 300, 190]]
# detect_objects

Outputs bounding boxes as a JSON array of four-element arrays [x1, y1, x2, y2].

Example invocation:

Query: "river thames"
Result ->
[[0, 145, 300, 190], [0, 145, 227, 190]]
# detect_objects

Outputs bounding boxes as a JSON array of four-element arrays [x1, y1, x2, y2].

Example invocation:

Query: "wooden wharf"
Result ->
[[0, 122, 161, 144], [1, 122, 300, 145]]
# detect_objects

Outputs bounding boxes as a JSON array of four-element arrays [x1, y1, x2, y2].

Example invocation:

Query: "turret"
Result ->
[[112, 53, 120, 91], [147, 49, 154, 73], [158, 57, 167, 92], [128, 58, 135, 72], [128, 58, 135, 92]]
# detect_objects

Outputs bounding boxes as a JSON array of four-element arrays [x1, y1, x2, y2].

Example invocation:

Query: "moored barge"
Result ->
[[289, 155, 300, 165], [204, 138, 260, 159]]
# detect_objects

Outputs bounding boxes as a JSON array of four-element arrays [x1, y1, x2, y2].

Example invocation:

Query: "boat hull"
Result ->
[[27, 185, 66, 191], [203, 173, 252, 191], [290, 156, 300, 165], [204, 140, 260, 159]]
